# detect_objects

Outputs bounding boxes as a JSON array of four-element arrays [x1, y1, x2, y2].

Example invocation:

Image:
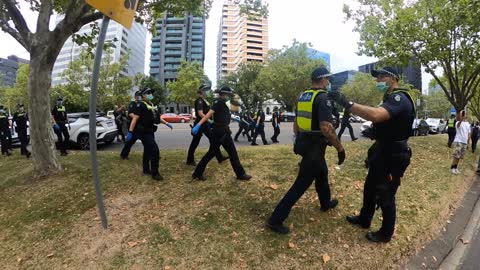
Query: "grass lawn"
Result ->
[[0, 135, 477, 269]]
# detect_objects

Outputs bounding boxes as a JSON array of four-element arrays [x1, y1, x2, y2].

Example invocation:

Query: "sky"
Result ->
[[0, 0, 431, 92]]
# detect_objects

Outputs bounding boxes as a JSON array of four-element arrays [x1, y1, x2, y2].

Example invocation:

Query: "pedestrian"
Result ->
[[251, 108, 269, 146], [450, 110, 471, 174], [270, 108, 280, 143], [248, 111, 256, 138], [120, 91, 142, 159], [337, 107, 358, 141], [114, 105, 125, 142], [191, 86, 252, 181], [186, 84, 229, 166], [12, 104, 31, 158], [127, 88, 173, 181], [234, 110, 252, 142], [51, 97, 70, 156], [266, 67, 344, 235], [329, 66, 415, 243], [447, 114, 456, 147], [471, 121, 479, 153], [0, 105, 12, 156]]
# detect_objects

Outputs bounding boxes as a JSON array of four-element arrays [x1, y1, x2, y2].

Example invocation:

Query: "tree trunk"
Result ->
[[28, 47, 62, 178]]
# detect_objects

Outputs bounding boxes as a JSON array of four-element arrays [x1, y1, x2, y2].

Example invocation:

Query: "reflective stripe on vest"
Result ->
[[57, 106, 66, 112], [0, 114, 6, 119], [296, 89, 327, 132], [447, 119, 455, 128], [141, 101, 155, 111]]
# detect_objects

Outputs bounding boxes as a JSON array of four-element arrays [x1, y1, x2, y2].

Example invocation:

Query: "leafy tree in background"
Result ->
[[0, 64, 29, 112], [344, 0, 480, 111], [340, 72, 383, 107], [422, 91, 452, 119], [167, 61, 207, 109], [257, 40, 327, 111], [139, 75, 166, 105], [0, 0, 267, 178]]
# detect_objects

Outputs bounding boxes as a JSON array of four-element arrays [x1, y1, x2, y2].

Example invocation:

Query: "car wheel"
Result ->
[[77, 133, 90, 150], [181, 119, 185, 123], [105, 139, 114, 145]]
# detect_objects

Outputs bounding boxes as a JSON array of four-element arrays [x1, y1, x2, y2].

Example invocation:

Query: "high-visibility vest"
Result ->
[[57, 106, 66, 112], [296, 89, 327, 132], [447, 118, 455, 128], [0, 114, 6, 119]]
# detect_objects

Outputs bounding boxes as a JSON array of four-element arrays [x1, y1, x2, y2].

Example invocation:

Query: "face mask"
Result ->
[[376, 82, 388, 92], [326, 83, 332, 92], [146, 94, 154, 101]]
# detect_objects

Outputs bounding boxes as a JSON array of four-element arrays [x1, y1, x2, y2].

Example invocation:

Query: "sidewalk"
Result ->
[[405, 176, 480, 270]]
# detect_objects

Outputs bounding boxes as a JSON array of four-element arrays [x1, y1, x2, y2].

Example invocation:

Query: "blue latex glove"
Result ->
[[126, 132, 133, 142], [192, 123, 201, 135], [233, 118, 241, 123], [53, 124, 60, 132], [165, 123, 173, 130]]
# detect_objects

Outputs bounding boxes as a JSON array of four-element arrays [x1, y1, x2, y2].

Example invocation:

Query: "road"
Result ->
[[99, 122, 366, 152]]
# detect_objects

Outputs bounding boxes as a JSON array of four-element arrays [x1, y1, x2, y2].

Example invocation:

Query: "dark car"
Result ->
[[280, 112, 296, 122]]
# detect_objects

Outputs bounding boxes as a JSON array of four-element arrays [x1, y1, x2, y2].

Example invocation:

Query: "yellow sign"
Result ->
[[85, 0, 139, 29]]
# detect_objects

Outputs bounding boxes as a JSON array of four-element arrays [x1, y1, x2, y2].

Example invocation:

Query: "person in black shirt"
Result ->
[[471, 121, 479, 153], [120, 90, 142, 159], [13, 104, 30, 158], [186, 84, 228, 165], [271, 108, 280, 143], [234, 111, 252, 142], [251, 108, 269, 145], [337, 107, 358, 141], [127, 88, 173, 181], [191, 86, 252, 181], [329, 66, 415, 243], [51, 97, 70, 156], [0, 105, 12, 156]]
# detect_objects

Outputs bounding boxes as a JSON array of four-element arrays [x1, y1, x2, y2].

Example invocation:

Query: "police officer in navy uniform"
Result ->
[[266, 67, 345, 234], [120, 90, 142, 160], [251, 108, 269, 145], [13, 104, 31, 158], [234, 111, 252, 142], [187, 84, 228, 166], [0, 105, 13, 156], [446, 114, 456, 147], [329, 67, 415, 243], [191, 86, 252, 181], [271, 108, 280, 143], [51, 97, 70, 156], [127, 88, 173, 181]]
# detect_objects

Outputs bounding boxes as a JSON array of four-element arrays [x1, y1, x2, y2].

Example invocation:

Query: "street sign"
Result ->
[[450, 107, 456, 114], [85, 0, 138, 29]]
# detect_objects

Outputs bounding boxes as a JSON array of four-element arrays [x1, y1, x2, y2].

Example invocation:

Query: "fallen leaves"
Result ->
[[288, 241, 295, 249], [322, 254, 331, 264], [46, 253, 54, 258], [127, 241, 138, 247], [269, 184, 278, 190]]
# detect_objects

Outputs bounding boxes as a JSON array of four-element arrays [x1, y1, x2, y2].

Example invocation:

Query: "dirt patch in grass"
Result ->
[[0, 135, 477, 269]]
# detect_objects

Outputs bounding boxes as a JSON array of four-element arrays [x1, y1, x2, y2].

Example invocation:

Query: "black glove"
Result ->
[[337, 150, 346, 165], [328, 91, 352, 109]]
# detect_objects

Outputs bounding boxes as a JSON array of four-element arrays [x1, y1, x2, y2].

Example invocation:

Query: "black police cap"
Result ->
[[371, 66, 400, 80], [311, 67, 332, 81], [134, 90, 142, 97], [57, 96, 63, 101], [198, 84, 211, 91], [141, 87, 155, 95], [216, 86, 233, 95]]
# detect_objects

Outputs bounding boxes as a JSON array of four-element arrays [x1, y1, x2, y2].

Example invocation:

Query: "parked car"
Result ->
[[179, 113, 192, 122], [360, 121, 374, 138], [426, 118, 447, 134], [106, 110, 114, 119], [0, 116, 30, 146], [160, 113, 190, 123], [55, 113, 118, 150], [280, 112, 296, 122], [412, 119, 430, 136]]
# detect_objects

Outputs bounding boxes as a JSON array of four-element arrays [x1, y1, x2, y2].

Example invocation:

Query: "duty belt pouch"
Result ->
[[387, 142, 412, 178], [294, 133, 309, 156]]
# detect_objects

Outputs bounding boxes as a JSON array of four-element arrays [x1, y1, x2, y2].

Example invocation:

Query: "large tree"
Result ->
[[219, 62, 266, 110], [0, 0, 267, 178], [257, 40, 327, 111], [344, 0, 480, 112], [167, 60, 207, 107]]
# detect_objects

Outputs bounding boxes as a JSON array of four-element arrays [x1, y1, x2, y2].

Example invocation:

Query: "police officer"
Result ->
[[251, 108, 269, 145], [120, 90, 142, 160], [191, 86, 252, 181], [51, 97, 70, 156], [329, 67, 415, 243], [13, 104, 31, 158], [271, 108, 280, 143], [447, 114, 456, 147], [186, 84, 229, 166], [0, 105, 12, 156], [234, 111, 252, 142], [337, 107, 358, 141], [266, 67, 344, 234], [248, 111, 256, 138], [127, 88, 173, 181]]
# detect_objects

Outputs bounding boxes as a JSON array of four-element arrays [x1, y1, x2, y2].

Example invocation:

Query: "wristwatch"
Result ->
[[346, 101, 354, 109]]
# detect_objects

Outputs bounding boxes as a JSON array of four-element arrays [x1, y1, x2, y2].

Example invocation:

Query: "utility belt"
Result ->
[[294, 131, 328, 157], [368, 140, 412, 179], [213, 123, 231, 134]]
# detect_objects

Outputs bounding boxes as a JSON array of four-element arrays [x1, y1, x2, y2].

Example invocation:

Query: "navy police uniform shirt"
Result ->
[[52, 106, 68, 123], [0, 111, 9, 129], [211, 98, 230, 126], [194, 97, 210, 124], [256, 110, 266, 125], [312, 91, 334, 131], [272, 111, 280, 126], [13, 112, 28, 129], [375, 90, 415, 142], [134, 101, 155, 133]]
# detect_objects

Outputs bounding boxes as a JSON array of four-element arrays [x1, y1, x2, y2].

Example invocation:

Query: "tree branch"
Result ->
[[80, 12, 103, 25], [36, 0, 52, 35], [2, 0, 32, 45], [0, 18, 28, 49]]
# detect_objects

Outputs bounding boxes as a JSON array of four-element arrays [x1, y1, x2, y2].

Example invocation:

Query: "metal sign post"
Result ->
[[88, 16, 110, 230]]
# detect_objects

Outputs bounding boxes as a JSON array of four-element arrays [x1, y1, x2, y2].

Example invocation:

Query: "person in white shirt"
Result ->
[[450, 110, 471, 174]]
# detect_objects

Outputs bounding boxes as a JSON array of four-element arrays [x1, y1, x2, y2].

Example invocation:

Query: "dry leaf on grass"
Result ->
[[127, 241, 138, 247], [322, 254, 331, 263], [46, 253, 54, 258], [288, 242, 295, 249], [269, 184, 278, 190]]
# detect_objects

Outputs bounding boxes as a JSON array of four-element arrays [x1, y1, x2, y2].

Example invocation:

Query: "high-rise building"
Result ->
[[306, 48, 331, 69], [331, 70, 357, 91], [149, 13, 206, 85], [358, 58, 422, 90], [216, 0, 269, 81], [51, 17, 147, 86], [0, 55, 29, 87]]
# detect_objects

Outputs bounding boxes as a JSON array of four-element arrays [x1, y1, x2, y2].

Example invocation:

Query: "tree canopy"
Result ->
[[166, 61, 207, 106]]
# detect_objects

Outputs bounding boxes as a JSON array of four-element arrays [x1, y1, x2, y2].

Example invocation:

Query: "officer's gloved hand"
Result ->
[[126, 132, 133, 142], [192, 123, 201, 135], [328, 91, 352, 109], [337, 149, 346, 165], [53, 124, 60, 132], [165, 123, 173, 130]]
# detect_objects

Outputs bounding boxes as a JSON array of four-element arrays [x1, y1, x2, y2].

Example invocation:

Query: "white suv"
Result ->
[[62, 113, 118, 150]]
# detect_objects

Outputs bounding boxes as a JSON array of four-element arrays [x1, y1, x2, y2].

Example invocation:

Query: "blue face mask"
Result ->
[[146, 94, 154, 101], [376, 82, 388, 92]]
